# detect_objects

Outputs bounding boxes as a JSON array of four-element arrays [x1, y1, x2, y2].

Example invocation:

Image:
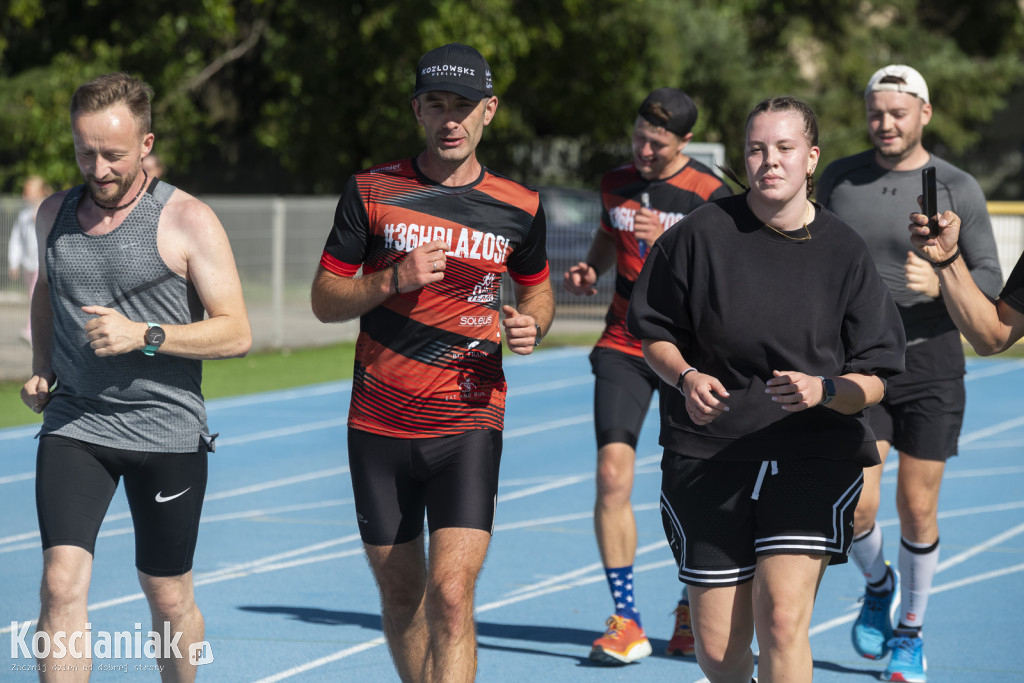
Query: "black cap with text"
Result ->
[[413, 43, 493, 101]]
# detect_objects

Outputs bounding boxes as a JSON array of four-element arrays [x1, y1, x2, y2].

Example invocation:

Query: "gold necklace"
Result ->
[[763, 203, 813, 241]]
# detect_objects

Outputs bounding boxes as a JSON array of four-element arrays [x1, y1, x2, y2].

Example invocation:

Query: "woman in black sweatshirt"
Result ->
[[627, 96, 906, 683]]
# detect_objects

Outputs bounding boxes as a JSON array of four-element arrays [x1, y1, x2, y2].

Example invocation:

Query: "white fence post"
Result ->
[[271, 197, 286, 348]]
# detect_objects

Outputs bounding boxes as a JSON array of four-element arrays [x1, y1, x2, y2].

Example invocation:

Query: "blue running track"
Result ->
[[2, 348, 1023, 681]]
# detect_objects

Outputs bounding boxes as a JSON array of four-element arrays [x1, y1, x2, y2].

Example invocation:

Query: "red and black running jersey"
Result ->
[[319, 158, 549, 438], [596, 159, 731, 357]]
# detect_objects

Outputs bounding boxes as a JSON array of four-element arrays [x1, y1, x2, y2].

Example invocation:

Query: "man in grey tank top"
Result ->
[[818, 65, 1002, 683], [20, 72, 251, 681]]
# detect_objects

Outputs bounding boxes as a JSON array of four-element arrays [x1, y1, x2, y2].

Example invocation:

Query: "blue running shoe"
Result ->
[[852, 565, 900, 659], [881, 631, 927, 682]]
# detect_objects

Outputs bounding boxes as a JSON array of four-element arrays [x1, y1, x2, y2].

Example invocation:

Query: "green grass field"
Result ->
[[0, 333, 601, 430], [2, 334, 1013, 431]]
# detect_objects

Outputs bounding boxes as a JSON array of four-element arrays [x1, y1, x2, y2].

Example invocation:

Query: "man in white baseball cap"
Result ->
[[818, 64, 1001, 682]]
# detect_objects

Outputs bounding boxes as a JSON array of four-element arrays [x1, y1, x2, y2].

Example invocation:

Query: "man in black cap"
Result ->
[[564, 87, 731, 664], [311, 42, 554, 682]]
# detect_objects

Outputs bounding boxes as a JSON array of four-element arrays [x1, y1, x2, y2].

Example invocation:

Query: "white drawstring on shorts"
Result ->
[[751, 460, 779, 500]]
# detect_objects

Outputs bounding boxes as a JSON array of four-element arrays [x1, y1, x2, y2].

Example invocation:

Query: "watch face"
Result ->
[[146, 326, 166, 345]]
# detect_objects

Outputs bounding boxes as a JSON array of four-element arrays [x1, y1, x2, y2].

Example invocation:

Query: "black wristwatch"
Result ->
[[534, 324, 543, 346], [143, 323, 166, 356], [817, 376, 836, 405]]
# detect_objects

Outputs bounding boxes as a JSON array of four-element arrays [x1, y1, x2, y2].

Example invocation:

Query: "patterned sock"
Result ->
[[851, 523, 891, 590], [899, 536, 939, 630], [605, 565, 641, 628]]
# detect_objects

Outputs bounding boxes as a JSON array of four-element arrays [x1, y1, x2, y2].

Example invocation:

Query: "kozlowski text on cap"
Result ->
[[413, 42, 493, 101]]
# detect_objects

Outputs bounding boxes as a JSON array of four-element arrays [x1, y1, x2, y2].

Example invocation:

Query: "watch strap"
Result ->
[[143, 322, 162, 357], [817, 375, 835, 405], [676, 367, 698, 394]]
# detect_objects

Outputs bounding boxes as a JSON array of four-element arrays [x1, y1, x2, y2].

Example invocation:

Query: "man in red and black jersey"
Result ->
[[564, 87, 731, 664], [311, 43, 554, 683]]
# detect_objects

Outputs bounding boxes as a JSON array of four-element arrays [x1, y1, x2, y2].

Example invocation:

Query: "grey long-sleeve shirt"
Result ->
[[819, 151, 1002, 340]]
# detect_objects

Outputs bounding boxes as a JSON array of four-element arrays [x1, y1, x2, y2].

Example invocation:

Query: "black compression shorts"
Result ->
[[36, 434, 208, 577], [348, 428, 502, 546], [659, 453, 863, 587], [589, 346, 660, 449]]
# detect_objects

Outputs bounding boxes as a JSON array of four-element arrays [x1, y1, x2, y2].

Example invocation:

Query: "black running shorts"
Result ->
[[589, 346, 660, 449], [659, 453, 864, 587], [36, 434, 208, 577], [868, 329, 966, 461], [348, 428, 502, 546]]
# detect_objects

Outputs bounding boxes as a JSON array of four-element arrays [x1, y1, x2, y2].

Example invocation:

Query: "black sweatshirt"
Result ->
[[627, 193, 906, 466]]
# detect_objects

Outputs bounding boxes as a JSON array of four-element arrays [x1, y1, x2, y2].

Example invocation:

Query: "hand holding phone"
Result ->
[[921, 166, 938, 237], [638, 192, 650, 258]]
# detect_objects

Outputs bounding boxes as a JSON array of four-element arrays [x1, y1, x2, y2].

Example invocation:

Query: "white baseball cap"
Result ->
[[865, 64, 929, 104]]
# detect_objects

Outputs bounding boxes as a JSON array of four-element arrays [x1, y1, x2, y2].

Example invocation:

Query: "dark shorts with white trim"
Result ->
[[659, 452, 864, 587], [36, 434, 208, 577]]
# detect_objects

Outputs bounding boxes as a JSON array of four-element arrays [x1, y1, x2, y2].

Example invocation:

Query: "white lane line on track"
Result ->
[[0, 425, 39, 442], [1, 401, 1016, 548], [0, 534, 366, 636], [964, 358, 1024, 381], [507, 376, 592, 396], [497, 455, 659, 502], [248, 555, 677, 683], [0, 407, 605, 545], [251, 507, 1024, 681], [0, 467, 352, 547], [208, 382, 352, 410], [0, 471, 34, 485], [0, 499, 352, 554], [494, 503, 660, 535], [0, 351, 1009, 444], [501, 532, 665, 597], [217, 418, 350, 447], [959, 415, 1024, 445], [808, 519, 1024, 642], [258, 534, 1024, 683], [935, 520, 1024, 573]]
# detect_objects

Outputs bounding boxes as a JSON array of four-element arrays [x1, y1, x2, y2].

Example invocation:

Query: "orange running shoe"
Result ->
[[666, 596, 695, 657], [589, 615, 652, 664]]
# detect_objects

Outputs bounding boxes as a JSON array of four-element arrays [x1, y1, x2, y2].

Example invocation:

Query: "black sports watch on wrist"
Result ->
[[143, 323, 165, 356], [817, 376, 836, 405], [533, 324, 543, 347]]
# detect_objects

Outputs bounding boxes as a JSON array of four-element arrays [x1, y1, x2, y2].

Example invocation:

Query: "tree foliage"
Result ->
[[1, 0, 1022, 197]]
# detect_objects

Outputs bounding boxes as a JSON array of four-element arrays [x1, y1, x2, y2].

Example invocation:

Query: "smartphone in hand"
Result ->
[[638, 192, 651, 258], [921, 166, 938, 236]]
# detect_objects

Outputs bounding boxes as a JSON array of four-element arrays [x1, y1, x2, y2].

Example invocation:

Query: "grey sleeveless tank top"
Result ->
[[42, 180, 210, 453]]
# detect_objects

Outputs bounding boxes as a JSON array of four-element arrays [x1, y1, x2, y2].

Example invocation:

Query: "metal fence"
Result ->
[[0, 189, 607, 381], [2, 193, 1023, 382]]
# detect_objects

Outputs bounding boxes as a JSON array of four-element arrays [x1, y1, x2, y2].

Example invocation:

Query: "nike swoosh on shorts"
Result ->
[[154, 488, 191, 503]]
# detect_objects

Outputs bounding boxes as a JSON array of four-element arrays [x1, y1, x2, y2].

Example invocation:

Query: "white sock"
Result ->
[[851, 524, 890, 590], [898, 536, 940, 630]]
